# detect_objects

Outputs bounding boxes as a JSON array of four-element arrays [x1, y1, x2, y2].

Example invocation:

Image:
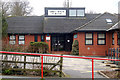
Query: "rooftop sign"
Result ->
[[48, 10, 66, 16], [45, 7, 85, 17]]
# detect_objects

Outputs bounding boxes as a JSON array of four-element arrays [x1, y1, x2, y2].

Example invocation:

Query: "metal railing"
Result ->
[[108, 48, 120, 64], [0, 51, 120, 80]]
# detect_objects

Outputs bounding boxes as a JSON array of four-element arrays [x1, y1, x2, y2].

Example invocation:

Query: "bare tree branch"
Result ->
[[11, 0, 33, 16]]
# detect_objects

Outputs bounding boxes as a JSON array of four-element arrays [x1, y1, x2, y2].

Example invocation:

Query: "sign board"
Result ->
[[46, 37, 50, 40], [48, 10, 66, 16]]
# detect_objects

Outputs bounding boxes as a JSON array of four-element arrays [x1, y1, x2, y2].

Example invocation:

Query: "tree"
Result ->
[[0, 1, 12, 17], [11, 0, 33, 16], [1, 0, 33, 17], [1, 0, 33, 38], [71, 40, 79, 55], [2, 14, 8, 37]]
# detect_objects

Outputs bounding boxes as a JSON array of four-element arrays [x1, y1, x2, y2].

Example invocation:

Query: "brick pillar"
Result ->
[[45, 34, 51, 53], [114, 31, 118, 48], [16, 35, 18, 45]]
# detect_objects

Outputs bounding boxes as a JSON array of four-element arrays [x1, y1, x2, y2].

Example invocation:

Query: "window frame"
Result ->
[[18, 35, 25, 45], [9, 35, 16, 45], [69, 9, 77, 17], [97, 33, 106, 45], [69, 9, 85, 17], [117, 33, 120, 45], [112, 33, 114, 45], [85, 32, 93, 45], [76, 9, 85, 17], [106, 19, 113, 24]]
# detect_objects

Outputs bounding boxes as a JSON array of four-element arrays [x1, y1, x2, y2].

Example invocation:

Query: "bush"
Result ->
[[2, 69, 13, 75], [71, 40, 79, 55], [2, 43, 28, 52], [28, 42, 49, 53], [2, 41, 49, 54]]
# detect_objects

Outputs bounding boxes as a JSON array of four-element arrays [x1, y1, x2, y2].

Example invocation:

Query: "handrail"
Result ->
[[0, 51, 120, 80], [0, 51, 120, 61]]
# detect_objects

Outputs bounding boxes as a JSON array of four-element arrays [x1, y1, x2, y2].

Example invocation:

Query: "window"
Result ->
[[97, 33, 106, 45], [41, 35, 44, 42], [69, 9, 76, 16], [106, 19, 112, 24], [118, 33, 120, 45], [18, 35, 25, 44], [9, 35, 16, 44], [85, 33, 93, 45], [34, 35, 38, 42], [69, 9, 85, 17], [112, 33, 114, 45], [77, 10, 85, 16]]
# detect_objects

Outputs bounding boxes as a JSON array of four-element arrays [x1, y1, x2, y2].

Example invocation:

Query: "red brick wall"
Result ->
[[109, 31, 119, 49], [52, 51, 71, 55], [6, 32, 118, 56], [25, 34, 35, 45], [73, 32, 113, 56]]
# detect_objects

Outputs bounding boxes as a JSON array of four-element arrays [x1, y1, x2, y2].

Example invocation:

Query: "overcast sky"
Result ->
[[5, 0, 120, 15], [28, 0, 120, 16], [29, 0, 120, 16]]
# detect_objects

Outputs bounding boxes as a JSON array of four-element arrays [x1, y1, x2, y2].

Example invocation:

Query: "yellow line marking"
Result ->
[[87, 71, 98, 72]]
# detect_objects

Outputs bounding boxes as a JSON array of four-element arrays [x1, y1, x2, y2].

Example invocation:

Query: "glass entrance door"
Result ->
[[51, 34, 73, 51], [52, 35, 65, 51]]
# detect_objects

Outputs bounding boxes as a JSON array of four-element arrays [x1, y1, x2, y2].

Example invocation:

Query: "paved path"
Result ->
[[62, 55, 112, 78]]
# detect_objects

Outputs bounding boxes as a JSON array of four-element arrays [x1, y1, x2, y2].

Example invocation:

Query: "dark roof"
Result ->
[[75, 12, 118, 31], [7, 16, 44, 34], [43, 14, 99, 33], [7, 13, 118, 34], [107, 21, 120, 31]]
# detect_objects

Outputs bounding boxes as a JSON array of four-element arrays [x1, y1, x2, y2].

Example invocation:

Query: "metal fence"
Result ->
[[0, 51, 120, 80], [108, 48, 120, 64]]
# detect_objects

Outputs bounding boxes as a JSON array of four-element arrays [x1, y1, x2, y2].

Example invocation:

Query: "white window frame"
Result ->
[[69, 9, 76, 16], [9, 35, 16, 45], [18, 35, 25, 45], [77, 9, 85, 16], [97, 33, 106, 45], [106, 19, 112, 24], [85, 33, 93, 45]]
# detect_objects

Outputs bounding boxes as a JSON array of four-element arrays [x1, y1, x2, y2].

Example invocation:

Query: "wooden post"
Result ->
[[24, 55, 26, 75], [59, 54, 63, 77]]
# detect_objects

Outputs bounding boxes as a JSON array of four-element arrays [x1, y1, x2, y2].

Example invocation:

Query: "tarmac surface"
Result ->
[[62, 56, 112, 78]]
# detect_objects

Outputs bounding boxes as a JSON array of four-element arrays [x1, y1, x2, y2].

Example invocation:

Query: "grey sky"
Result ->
[[28, 0, 120, 16], [4, 0, 120, 15]]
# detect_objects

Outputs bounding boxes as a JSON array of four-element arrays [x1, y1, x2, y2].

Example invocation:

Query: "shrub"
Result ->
[[2, 69, 13, 75], [2, 43, 28, 52], [71, 40, 79, 55], [28, 42, 49, 53]]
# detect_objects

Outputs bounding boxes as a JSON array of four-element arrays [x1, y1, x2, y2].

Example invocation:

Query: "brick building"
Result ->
[[6, 7, 120, 56]]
